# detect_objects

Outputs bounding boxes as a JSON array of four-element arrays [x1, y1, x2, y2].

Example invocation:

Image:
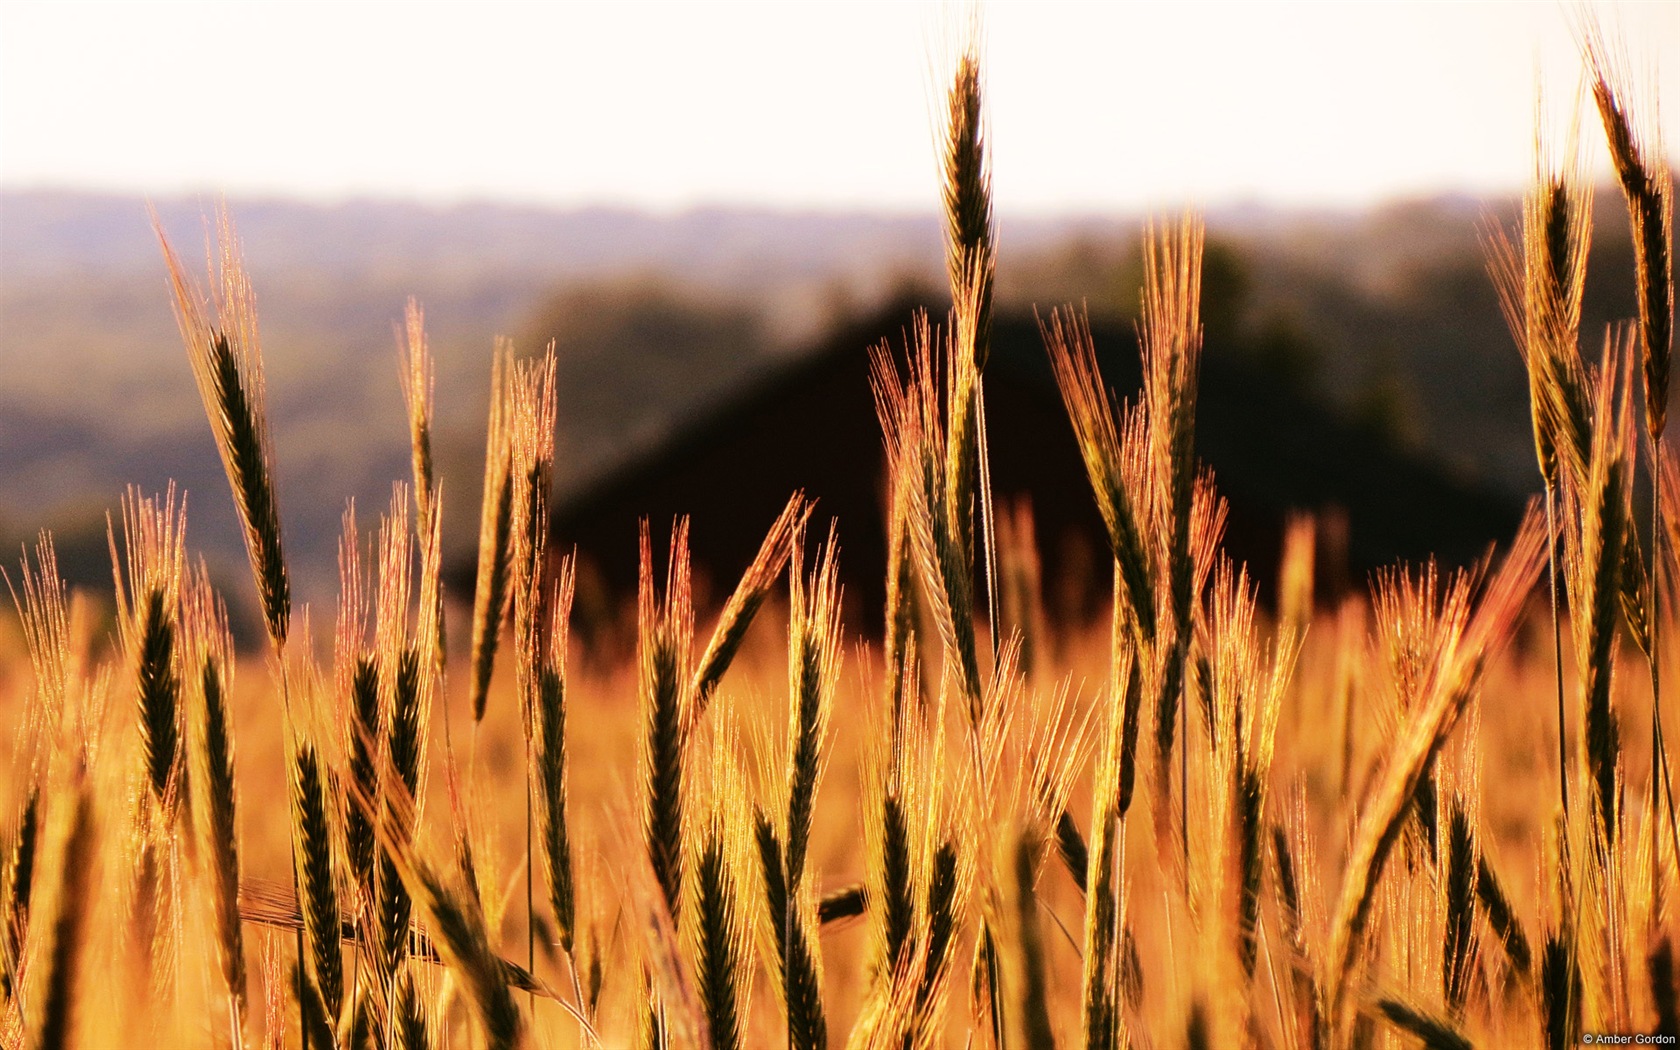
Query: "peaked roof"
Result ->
[[546, 298, 1524, 627]]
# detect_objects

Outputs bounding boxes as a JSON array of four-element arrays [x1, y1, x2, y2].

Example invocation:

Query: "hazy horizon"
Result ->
[[4, 1, 1677, 217]]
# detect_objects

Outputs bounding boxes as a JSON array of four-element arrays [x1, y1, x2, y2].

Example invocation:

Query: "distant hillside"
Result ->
[[0, 193, 960, 613], [0, 189, 1650, 624]]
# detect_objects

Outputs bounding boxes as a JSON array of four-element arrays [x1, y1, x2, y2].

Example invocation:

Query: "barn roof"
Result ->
[[543, 298, 1524, 627]]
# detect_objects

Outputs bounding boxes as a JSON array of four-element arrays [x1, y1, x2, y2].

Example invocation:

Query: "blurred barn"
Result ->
[[540, 299, 1524, 635]]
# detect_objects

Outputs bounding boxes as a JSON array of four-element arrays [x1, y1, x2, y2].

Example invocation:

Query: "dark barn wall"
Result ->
[[541, 301, 1525, 635]]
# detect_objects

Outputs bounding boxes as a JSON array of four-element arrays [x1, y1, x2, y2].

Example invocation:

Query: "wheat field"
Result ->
[[0, 22, 1675, 1050]]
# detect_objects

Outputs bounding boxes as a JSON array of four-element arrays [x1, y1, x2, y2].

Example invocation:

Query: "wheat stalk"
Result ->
[[754, 812, 828, 1050], [1569, 333, 1636, 847], [1440, 796, 1477, 1014], [1582, 19, 1680, 887], [1139, 215, 1207, 878], [1373, 997, 1474, 1050], [289, 740, 343, 1028], [469, 341, 518, 722], [110, 486, 188, 816], [0, 785, 39, 1012], [688, 493, 808, 732], [1583, 27, 1673, 444], [182, 565, 247, 1028], [1042, 305, 1157, 644], [874, 338, 925, 719], [640, 520, 694, 919], [692, 731, 750, 1050], [398, 298, 447, 673], [156, 208, 291, 652], [532, 556, 579, 1005], [784, 523, 841, 893], [1323, 508, 1544, 1024], [1, 534, 69, 1015], [30, 775, 94, 1050], [1541, 930, 1582, 1049]]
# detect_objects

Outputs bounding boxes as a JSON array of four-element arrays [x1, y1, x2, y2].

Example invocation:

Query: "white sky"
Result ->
[[1, 0, 1676, 215]]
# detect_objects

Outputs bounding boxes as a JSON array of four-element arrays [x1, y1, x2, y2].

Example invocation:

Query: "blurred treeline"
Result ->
[[0, 189, 1646, 622]]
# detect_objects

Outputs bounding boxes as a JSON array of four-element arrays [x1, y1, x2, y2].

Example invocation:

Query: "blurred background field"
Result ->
[[2, 1, 1676, 633], [0, 188, 1650, 618]]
